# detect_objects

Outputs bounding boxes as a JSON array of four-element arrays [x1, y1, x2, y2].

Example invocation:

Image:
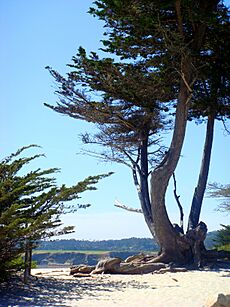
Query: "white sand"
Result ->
[[1, 268, 229, 306], [32, 268, 230, 307]]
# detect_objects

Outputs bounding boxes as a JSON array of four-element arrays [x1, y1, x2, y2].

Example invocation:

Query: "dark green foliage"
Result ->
[[45, 0, 229, 183], [90, 0, 230, 121], [214, 225, 230, 251], [45, 53, 169, 169], [0, 145, 111, 281]]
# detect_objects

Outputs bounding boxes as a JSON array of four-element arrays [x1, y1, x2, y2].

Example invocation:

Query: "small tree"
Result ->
[[0, 145, 110, 281]]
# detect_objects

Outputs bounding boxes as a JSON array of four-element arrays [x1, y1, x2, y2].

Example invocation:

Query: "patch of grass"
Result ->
[[33, 250, 110, 255], [216, 244, 230, 252]]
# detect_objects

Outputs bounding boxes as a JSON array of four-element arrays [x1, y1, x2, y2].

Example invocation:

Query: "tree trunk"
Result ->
[[187, 113, 215, 230], [23, 240, 30, 283], [28, 243, 33, 276], [139, 138, 156, 237], [148, 0, 218, 264], [139, 172, 156, 239], [150, 78, 192, 263], [132, 136, 157, 240], [23, 240, 33, 283]]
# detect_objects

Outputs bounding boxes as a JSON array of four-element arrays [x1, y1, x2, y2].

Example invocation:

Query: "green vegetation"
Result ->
[[0, 146, 110, 282], [36, 237, 159, 252], [36, 234, 216, 253], [214, 225, 230, 252]]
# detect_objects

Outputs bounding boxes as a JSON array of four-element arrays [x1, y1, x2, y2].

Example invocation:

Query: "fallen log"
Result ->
[[70, 265, 95, 275], [90, 257, 167, 274], [69, 249, 230, 277], [124, 253, 145, 263], [91, 257, 122, 274]]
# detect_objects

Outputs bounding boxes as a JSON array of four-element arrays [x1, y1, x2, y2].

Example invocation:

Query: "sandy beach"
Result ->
[[0, 268, 229, 307]]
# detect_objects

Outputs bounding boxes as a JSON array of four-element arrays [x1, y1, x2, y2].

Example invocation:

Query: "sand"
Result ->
[[0, 268, 229, 307]]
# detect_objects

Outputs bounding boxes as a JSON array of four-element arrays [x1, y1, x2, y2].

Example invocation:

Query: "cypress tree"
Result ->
[[0, 145, 111, 281]]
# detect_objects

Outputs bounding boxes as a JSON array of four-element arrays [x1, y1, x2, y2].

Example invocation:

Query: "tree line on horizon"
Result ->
[[35, 231, 219, 252]]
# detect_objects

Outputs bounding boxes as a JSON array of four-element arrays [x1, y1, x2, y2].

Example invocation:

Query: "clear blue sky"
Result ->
[[1, 0, 229, 240]]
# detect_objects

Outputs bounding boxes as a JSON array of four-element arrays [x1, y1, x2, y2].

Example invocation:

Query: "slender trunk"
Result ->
[[139, 174, 157, 240], [28, 243, 33, 275], [187, 113, 215, 230], [133, 137, 156, 239], [140, 137, 152, 222], [23, 240, 30, 283]]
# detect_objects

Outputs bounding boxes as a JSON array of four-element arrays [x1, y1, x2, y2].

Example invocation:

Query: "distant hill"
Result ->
[[33, 232, 218, 267], [36, 237, 159, 252], [36, 231, 218, 252]]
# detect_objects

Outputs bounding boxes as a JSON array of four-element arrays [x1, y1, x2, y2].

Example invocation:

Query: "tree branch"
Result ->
[[175, 0, 184, 38], [172, 172, 184, 231], [114, 200, 143, 213]]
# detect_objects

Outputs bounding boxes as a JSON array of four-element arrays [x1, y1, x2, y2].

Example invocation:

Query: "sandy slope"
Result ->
[[0, 268, 229, 307]]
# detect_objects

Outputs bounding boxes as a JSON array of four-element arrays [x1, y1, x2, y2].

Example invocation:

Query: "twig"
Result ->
[[181, 72, 193, 93], [221, 118, 230, 135]]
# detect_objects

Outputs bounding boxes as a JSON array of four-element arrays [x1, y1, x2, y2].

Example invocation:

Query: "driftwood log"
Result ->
[[70, 264, 95, 275], [70, 254, 188, 276], [70, 246, 230, 277]]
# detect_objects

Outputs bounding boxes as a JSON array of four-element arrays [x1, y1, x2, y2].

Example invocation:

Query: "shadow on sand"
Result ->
[[0, 273, 169, 307]]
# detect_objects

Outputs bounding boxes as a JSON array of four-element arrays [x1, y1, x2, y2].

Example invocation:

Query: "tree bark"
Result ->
[[188, 113, 215, 230], [150, 79, 192, 263], [132, 136, 157, 240], [23, 240, 30, 283], [28, 242, 33, 276]]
